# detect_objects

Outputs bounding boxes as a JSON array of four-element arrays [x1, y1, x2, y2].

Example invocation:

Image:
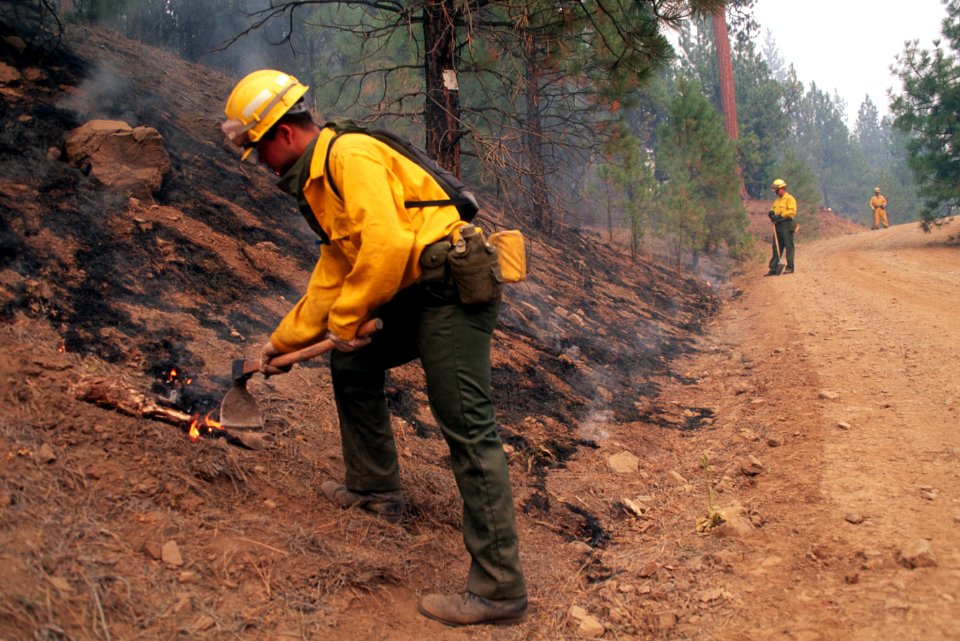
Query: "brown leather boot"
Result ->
[[418, 591, 528, 626], [320, 481, 405, 523]]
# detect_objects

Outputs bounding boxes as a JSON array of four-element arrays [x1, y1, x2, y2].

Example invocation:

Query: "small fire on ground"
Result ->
[[189, 412, 224, 442], [160, 368, 221, 443], [164, 368, 192, 386]]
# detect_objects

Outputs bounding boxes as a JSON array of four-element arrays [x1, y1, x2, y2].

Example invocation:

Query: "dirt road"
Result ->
[[671, 221, 960, 640]]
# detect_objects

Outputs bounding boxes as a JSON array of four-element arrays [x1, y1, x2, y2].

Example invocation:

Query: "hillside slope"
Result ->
[[0, 7, 726, 641]]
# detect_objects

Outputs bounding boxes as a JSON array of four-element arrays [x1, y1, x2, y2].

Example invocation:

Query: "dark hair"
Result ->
[[261, 101, 315, 141]]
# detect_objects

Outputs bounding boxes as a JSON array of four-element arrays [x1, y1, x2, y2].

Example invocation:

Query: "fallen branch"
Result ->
[[71, 376, 263, 449]]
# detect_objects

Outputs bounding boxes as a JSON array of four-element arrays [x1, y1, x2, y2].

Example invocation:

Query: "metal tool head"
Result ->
[[219, 359, 263, 430]]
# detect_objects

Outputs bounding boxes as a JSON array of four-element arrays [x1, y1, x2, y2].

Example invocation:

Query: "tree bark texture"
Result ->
[[712, 7, 746, 197], [711, 8, 738, 142], [524, 31, 553, 233], [422, 1, 461, 175]]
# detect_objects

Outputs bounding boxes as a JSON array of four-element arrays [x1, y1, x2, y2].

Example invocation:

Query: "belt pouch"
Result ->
[[419, 240, 452, 283], [447, 226, 503, 304]]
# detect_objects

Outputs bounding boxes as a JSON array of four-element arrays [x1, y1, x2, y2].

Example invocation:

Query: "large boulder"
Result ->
[[64, 120, 170, 198]]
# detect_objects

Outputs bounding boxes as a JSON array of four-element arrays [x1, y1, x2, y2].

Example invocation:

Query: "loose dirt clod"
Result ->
[[898, 540, 938, 569]]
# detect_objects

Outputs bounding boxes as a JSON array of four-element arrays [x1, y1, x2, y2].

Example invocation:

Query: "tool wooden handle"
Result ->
[[267, 318, 383, 369]]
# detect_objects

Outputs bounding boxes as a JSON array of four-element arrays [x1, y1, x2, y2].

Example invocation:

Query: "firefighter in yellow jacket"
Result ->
[[766, 178, 798, 275], [221, 70, 526, 626], [870, 187, 889, 229]]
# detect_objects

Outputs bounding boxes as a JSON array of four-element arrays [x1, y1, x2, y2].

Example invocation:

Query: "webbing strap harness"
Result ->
[[321, 118, 479, 222]]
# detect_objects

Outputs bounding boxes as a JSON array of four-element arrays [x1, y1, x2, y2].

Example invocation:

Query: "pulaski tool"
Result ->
[[219, 318, 383, 430], [772, 220, 786, 275]]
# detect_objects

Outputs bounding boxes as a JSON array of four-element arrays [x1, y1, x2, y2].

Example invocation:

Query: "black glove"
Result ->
[[768, 210, 776, 220]]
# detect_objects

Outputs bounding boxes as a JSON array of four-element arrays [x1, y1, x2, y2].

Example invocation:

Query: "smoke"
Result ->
[[578, 409, 614, 443], [57, 0, 306, 81], [58, 61, 135, 123]]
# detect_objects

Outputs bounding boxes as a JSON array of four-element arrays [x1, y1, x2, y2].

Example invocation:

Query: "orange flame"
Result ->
[[164, 368, 193, 386], [188, 412, 224, 442], [57, 340, 66, 353]]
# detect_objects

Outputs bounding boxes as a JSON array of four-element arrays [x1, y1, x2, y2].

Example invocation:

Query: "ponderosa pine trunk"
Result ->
[[422, 1, 461, 175], [524, 31, 553, 233], [712, 7, 746, 197]]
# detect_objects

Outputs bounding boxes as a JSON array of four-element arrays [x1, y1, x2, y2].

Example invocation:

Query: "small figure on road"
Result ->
[[870, 186, 889, 229], [766, 178, 798, 275], [221, 70, 527, 626]]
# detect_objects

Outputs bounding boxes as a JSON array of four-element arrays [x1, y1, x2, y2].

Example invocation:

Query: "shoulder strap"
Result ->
[[323, 129, 347, 201], [321, 120, 479, 220]]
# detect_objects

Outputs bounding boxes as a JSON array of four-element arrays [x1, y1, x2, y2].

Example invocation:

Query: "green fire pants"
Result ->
[[770, 219, 796, 271], [329, 283, 526, 600]]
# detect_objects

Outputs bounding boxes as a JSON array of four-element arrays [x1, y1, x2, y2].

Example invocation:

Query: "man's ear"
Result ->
[[275, 123, 295, 144]]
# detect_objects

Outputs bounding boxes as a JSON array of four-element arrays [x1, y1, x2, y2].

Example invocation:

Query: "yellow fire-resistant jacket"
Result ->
[[870, 194, 887, 211], [271, 127, 464, 351], [771, 191, 798, 219]]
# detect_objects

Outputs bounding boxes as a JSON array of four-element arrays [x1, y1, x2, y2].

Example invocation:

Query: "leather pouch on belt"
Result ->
[[447, 226, 503, 304], [419, 240, 452, 283], [487, 230, 526, 283]]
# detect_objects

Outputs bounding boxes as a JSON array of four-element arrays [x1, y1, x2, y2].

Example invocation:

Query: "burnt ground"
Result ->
[[6, 5, 940, 641]]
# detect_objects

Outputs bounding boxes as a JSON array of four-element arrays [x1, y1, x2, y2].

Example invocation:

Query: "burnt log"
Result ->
[[71, 376, 263, 449]]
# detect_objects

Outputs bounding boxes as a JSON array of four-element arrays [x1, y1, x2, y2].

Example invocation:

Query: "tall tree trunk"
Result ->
[[606, 186, 613, 246], [626, 182, 638, 258], [712, 8, 737, 141], [422, 1, 461, 175], [712, 7, 746, 197], [524, 31, 553, 233]]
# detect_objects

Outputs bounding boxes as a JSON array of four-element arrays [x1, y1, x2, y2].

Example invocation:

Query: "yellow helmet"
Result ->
[[874, 187, 881, 193], [771, 178, 787, 190], [222, 70, 309, 160]]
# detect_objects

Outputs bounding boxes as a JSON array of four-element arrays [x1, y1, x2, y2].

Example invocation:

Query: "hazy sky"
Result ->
[[752, 0, 948, 123]]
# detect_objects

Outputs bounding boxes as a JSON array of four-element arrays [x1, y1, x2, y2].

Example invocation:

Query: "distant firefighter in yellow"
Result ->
[[765, 178, 797, 275], [870, 187, 889, 229]]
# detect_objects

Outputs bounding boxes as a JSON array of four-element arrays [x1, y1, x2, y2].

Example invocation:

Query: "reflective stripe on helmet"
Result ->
[[242, 88, 275, 122]]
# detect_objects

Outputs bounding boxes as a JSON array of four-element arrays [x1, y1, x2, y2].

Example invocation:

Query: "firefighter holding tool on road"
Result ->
[[870, 186, 889, 229], [766, 178, 798, 276], [220, 70, 527, 626]]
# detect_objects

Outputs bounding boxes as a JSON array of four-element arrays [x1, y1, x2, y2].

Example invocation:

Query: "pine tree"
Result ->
[[890, 0, 960, 228], [655, 78, 746, 265], [789, 83, 864, 215], [597, 126, 657, 259]]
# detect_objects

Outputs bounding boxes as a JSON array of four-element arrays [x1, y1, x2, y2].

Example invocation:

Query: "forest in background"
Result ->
[[46, 0, 959, 265]]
